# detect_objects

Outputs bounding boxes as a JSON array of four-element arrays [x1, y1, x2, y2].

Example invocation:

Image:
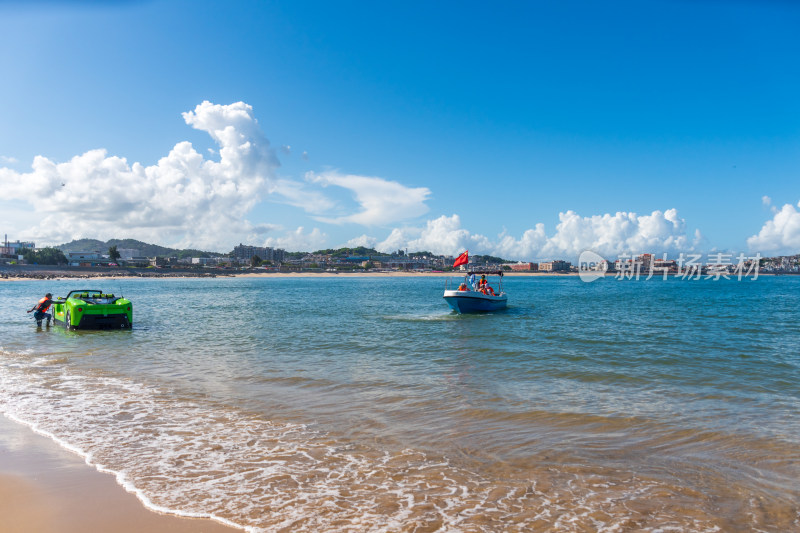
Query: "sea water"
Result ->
[[1, 275, 798, 532]]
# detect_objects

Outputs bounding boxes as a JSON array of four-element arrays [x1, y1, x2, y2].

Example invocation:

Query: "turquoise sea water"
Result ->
[[1, 275, 798, 531]]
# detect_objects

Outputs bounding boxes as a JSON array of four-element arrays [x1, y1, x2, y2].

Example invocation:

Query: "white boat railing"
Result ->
[[444, 273, 506, 295]]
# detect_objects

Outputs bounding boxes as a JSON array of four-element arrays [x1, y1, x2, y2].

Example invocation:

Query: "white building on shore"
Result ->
[[66, 251, 103, 266]]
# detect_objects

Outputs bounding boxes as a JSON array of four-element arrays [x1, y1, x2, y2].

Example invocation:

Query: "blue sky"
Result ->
[[1, 0, 799, 259]]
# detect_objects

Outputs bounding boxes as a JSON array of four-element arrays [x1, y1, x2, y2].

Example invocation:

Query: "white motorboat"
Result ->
[[443, 270, 508, 313]]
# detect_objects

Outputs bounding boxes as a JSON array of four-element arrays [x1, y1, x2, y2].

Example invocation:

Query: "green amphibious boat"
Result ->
[[52, 290, 132, 330]]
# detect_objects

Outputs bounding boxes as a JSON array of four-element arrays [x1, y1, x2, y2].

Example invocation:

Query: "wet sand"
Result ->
[[0, 416, 238, 533]]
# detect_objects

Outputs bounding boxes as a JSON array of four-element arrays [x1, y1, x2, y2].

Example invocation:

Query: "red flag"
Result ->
[[453, 250, 469, 268]]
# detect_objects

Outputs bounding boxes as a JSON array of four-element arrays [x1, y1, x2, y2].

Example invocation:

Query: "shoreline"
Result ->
[[0, 269, 581, 281], [2, 269, 792, 281], [0, 414, 239, 533]]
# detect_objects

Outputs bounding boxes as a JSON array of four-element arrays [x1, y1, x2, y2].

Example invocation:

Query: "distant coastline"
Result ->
[[2, 264, 795, 282], [0, 264, 581, 281], [0, 265, 231, 281]]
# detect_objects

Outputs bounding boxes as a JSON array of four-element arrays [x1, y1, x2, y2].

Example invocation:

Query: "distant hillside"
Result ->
[[313, 247, 380, 257], [472, 254, 512, 264], [56, 239, 223, 259], [308, 247, 512, 263]]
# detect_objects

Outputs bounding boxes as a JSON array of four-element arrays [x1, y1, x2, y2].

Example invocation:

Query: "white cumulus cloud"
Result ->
[[377, 209, 701, 261], [493, 225, 549, 259], [264, 226, 328, 252], [0, 101, 438, 251], [376, 215, 491, 256], [0, 101, 280, 250], [307, 171, 431, 226], [538, 208, 698, 259], [747, 200, 800, 254], [343, 234, 378, 249], [270, 178, 335, 214]]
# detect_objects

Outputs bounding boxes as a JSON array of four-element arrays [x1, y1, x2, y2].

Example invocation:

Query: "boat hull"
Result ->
[[443, 290, 508, 313]]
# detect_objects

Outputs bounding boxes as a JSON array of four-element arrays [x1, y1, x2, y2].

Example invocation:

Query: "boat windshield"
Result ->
[[67, 289, 103, 298]]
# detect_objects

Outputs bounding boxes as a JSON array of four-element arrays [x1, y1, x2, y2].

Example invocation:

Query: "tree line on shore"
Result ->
[[10, 238, 514, 268]]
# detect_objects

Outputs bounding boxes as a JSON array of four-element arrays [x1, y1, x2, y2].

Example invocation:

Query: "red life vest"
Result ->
[[35, 297, 52, 314]]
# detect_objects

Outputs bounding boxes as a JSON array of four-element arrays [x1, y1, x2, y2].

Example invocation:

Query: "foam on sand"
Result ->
[[0, 347, 738, 532]]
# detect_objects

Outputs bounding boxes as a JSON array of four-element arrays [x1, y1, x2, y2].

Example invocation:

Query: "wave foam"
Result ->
[[0, 352, 728, 532]]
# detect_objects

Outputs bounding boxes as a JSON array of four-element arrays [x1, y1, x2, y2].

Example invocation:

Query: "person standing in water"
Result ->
[[28, 292, 54, 327]]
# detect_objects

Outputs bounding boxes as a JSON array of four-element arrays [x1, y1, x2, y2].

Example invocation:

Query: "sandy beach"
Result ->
[[0, 416, 237, 533]]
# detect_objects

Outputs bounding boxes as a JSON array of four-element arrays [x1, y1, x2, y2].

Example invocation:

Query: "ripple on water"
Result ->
[[1, 276, 799, 531]]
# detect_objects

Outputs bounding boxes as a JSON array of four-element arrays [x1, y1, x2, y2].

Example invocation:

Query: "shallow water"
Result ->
[[1, 275, 799, 531]]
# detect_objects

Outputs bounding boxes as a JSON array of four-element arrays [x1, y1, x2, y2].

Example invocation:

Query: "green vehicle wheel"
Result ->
[[65, 310, 72, 331]]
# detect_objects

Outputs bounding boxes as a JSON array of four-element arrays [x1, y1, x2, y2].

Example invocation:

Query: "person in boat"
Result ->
[[28, 292, 54, 327], [477, 275, 496, 296]]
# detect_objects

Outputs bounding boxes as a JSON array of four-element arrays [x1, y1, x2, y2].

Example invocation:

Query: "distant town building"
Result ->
[[233, 243, 285, 263], [381, 257, 427, 270], [509, 262, 538, 271], [123, 256, 150, 267], [653, 258, 676, 272], [66, 251, 102, 266], [1, 238, 35, 255], [539, 260, 570, 272], [190, 257, 227, 266], [637, 253, 654, 271], [233, 243, 263, 261]]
